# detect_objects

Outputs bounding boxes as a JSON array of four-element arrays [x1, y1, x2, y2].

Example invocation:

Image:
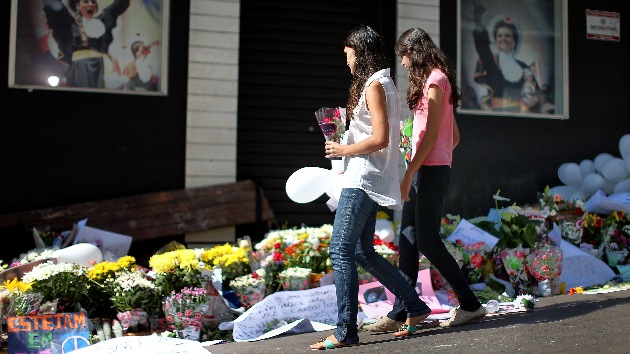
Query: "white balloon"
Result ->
[[619, 134, 630, 160], [602, 158, 629, 182], [613, 178, 630, 193], [626, 157, 630, 174], [581, 172, 605, 196], [52, 243, 103, 267], [594, 153, 614, 173], [579, 159, 595, 178], [375, 219, 395, 243], [286, 167, 332, 203], [557, 163, 570, 185], [561, 163, 582, 188], [602, 179, 617, 195]]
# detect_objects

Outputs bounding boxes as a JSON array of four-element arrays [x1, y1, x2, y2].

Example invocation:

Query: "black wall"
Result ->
[[236, 0, 397, 234], [440, 0, 629, 217], [0, 1, 190, 261]]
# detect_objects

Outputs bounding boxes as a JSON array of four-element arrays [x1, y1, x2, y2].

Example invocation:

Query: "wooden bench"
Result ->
[[0, 180, 275, 242]]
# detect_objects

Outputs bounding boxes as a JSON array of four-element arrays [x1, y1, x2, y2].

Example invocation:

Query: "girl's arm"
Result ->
[[325, 81, 389, 158]]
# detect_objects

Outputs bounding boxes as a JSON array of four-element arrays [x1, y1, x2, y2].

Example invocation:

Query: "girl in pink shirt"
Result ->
[[365, 28, 484, 334]]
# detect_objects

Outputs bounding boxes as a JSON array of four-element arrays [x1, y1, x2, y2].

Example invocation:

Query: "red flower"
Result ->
[[470, 253, 485, 269]]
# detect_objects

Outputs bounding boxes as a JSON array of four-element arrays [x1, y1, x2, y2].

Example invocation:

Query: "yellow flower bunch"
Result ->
[[149, 249, 200, 274], [149, 249, 204, 296], [210, 247, 250, 280], [200, 243, 235, 264], [87, 255, 137, 282]]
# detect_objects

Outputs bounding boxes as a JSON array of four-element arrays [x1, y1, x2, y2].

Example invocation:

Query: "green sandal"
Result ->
[[393, 323, 419, 338], [310, 337, 360, 350]]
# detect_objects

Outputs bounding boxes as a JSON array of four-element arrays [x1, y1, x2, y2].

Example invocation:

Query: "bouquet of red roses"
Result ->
[[315, 107, 346, 143]]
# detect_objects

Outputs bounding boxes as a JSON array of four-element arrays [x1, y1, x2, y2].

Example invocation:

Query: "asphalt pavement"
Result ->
[[205, 288, 630, 354]]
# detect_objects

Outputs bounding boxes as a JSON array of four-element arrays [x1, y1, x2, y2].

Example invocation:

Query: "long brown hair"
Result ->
[[343, 26, 388, 119], [395, 28, 461, 110]]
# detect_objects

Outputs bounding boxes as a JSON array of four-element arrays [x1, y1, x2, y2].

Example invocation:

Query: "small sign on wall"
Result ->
[[586, 9, 620, 42]]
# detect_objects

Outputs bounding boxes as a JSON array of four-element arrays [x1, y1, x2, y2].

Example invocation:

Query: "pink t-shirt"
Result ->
[[411, 69, 455, 166]]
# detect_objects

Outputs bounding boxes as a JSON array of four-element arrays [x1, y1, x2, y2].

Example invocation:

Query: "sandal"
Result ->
[[393, 314, 434, 338], [310, 336, 360, 350]]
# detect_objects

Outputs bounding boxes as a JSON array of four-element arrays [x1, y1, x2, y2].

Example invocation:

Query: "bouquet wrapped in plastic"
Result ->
[[526, 245, 563, 296], [229, 269, 267, 309], [525, 245, 563, 282], [463, 241, 489, 284], [278, 267, 311, 291], [500, 245, 531, 295], [162, 287, 209, 341], [315, 107, 346, 143]]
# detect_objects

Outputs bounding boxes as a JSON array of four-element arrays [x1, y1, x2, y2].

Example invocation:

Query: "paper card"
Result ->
[[446, 219, 499, 250], [73, 220, 132, 261]]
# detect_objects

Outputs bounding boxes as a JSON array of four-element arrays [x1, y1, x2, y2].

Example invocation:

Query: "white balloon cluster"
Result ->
[[550, 134, 630, 201]]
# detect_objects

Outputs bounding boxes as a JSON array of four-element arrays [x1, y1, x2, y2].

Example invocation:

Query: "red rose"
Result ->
[[470, 253, 484, 269]]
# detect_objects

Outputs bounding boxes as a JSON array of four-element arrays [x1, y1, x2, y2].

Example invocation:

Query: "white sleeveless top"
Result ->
[[341, 68, 402, 210]]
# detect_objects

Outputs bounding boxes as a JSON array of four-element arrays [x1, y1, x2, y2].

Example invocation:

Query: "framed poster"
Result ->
[[9, 0, 170, 95], [457, 0, 568, 119]]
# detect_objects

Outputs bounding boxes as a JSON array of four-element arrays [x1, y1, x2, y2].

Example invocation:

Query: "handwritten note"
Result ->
[[231, 284, 338, 341], [446, 219, 499, 249], [558, 242, 615, 290], [70, 335, 210, 354]]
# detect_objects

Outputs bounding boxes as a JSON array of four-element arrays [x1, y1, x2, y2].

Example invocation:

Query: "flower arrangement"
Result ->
[[440, 214, 462, 238], [278, 267, 311, 291], [86, 255, 139, 318], [11, 248, 57, 267], [229, 269, 267, 309], [162, 287, 209, 340], [315, 107, 346, 143], [200, 244, 251, 283], [2, 278, 36, 317], [149, 249, 204, 296], [109, 270, 163, 316], [500, 246, 531, 295], [21, 260, 91, 313], [525, 245, 563, 282], [463, 241, 489, 284], [444, 240, 466, 269]]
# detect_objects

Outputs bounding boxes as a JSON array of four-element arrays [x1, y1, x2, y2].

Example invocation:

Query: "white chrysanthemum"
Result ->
[[514, 294, 535, 308], [114, 271, 157, 292], [279, 266, 311, 278], [21, 261, 87, 284]]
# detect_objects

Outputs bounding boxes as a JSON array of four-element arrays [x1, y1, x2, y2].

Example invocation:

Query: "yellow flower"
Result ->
[[88, 256, 137, 281], [4, 278, 32, 294], [149, 249, 199, 274]]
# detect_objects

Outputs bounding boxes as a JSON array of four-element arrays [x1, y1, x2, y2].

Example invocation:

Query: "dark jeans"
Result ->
[[329, 188, 431, 343], [387, 166, 481, 322]]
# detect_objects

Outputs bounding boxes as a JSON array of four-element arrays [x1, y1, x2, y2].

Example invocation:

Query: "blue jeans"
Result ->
[[329, 188, 431, 344], [387, 166, 481, 322]]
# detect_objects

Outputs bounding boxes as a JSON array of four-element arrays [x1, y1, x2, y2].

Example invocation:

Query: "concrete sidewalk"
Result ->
[[205, 288, 630, 354]]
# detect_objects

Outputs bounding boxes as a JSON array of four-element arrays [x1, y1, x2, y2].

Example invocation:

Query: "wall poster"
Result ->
[[9, 0, 170, 95], [457, 0, 568, 119]]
